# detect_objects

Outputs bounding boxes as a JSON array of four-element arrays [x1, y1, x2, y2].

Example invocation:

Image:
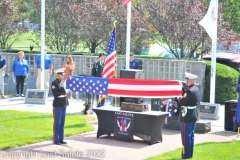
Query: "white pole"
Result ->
[[125, 1, 131, 69], [210, 0, 218, 103], [210, 42, 216, 103], [40, 0, 45, 90]]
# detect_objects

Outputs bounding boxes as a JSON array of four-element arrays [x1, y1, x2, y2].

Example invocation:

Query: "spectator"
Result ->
[[62, 54, 75, 99], [35, 46, 53, 93], [11, 51, 29, 97], [129, 54, 140, 69], [0, 49, 6, 98], [124, 54, 140, 69]]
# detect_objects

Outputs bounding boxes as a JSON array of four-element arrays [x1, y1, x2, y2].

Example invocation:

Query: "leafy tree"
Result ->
[[31, 0, 81, 52], [138, 0, 238, 59], [221, 0, 240, 33], [0, 0, 26, 49], [73, 0, 151, 54]]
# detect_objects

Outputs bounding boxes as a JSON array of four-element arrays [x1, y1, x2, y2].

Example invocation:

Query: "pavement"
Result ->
[[0, 95, 238, 160]]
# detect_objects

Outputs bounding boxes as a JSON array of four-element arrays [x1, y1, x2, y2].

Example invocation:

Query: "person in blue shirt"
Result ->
[[11, 51, 29, 97], [0, 49, 6, 98], [129, 54, 140, 69], [35, 46, 53, 93]]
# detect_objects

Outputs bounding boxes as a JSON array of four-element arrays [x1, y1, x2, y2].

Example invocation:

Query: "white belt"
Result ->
[[186, 106, 196, 109], [58, 95, 67, 98]]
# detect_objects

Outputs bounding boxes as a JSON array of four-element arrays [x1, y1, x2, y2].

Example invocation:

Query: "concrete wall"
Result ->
[[4, 76, 56, 95]]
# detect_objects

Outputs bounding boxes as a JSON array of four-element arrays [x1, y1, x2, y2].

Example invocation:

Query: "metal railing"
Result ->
[[2, 52, 206, 85]]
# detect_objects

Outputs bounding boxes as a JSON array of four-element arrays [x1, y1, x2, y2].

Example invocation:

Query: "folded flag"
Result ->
[[66, 76, 183, 98]]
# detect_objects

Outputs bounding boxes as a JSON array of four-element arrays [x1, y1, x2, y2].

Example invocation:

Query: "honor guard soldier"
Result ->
[[51, 68, 69, 145], [91, 53, 105, 107], [178, 72, 200, 159]]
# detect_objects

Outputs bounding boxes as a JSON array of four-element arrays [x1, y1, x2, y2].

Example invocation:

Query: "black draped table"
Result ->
[[93, 106, 169, 145]]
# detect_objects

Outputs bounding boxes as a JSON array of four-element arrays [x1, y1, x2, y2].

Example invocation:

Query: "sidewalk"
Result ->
[[0, 95, 237, 160]]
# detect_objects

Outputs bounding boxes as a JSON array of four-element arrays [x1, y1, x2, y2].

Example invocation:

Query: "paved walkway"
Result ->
[[0, 95, 237, 160]]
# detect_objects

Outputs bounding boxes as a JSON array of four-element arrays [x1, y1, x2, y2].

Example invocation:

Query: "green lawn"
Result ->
[[11, 31, 40, 51], [0, 110, 95, 150], [147, 141, 240, 160], [10, 31, 90, 53]]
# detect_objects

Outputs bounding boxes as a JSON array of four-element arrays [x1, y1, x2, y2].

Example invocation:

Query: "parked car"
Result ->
[[203, 43, 240, 71]]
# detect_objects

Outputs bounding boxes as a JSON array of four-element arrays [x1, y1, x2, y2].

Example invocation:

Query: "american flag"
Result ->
[[102, 27, 117, 78], [66, 76, 183, 98], [99, 27, 117, 102]]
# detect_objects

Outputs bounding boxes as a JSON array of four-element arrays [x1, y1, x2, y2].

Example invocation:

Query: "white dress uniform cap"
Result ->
[[185, 72, 198, 80], [54, 68, 65, 74]]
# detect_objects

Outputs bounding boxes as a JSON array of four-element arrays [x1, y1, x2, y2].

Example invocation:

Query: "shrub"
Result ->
[[204, 61, 239, 104]]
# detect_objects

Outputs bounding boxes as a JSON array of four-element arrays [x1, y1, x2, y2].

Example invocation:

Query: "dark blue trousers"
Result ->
[[233, 96, 240, 131], [96, 94, 105, 107], [53, 107, 66, 143], [180, 122, 196, 159]]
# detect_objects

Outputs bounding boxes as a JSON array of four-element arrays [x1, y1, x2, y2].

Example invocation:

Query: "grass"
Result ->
[[0, 110, 96, 150], [11, 31, 40, 52], [146, 141, 240, 160], [9, 31, 90, 53]]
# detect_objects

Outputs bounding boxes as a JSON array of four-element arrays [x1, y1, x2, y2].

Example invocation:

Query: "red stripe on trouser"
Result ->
[[53, 108, 56, 142], [182, 123, 186, 158]]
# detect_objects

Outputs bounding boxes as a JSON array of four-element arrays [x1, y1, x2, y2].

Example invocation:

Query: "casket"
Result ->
[[121, 102, 149, 112]]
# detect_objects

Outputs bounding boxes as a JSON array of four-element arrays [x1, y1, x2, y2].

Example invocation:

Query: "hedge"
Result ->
[[204, 61, 239, 104]]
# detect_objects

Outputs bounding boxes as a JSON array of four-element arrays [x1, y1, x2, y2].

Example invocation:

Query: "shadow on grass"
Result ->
[[65, 123, 89, 129]]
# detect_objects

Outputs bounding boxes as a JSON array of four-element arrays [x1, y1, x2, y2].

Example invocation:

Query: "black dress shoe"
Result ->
[[54, 142, 61, 145], [60, 141, 67, 144]]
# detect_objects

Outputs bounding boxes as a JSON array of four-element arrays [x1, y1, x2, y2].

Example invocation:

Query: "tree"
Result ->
[[73, 0, 151, 54], [32, 0, 81, 52], [0, 0, 26, 49], [221, 0, 240, 33], [138, 0, 238, 59]]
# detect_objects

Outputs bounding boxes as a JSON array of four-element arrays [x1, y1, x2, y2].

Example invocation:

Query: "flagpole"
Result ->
[[40, 0, 45, 90], [210, 42, 216, 103], [210, 0, 218, 104], [198, 0, 218, 103], [125, 1, 131, 69]]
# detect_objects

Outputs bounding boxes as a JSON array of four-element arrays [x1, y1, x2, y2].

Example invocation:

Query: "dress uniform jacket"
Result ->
[[179, 84, 199, 123], [91, 61, 104, 77], [51, 79, 69, 107]]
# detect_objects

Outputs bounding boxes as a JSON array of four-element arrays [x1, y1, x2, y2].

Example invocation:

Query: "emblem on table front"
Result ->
[[117, 119, 131, 132]]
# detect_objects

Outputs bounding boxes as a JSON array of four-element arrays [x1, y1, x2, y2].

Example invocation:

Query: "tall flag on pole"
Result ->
[[122, 0, 131, 6], [199, 0, 218, 103], [199, 0, 218, 42], [98, 27, 117, 103], [102, 28, 117, 78]]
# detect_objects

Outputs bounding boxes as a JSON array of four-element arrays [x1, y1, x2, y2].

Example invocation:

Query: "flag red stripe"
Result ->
[[108, 89, 182, 97], [102, 55, 116, 77], [103, 54, 115, 72], [109, 78, 181, 86]]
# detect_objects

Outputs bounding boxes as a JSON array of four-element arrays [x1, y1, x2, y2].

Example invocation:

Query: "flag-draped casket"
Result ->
[[66, 76, 183, 98]]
